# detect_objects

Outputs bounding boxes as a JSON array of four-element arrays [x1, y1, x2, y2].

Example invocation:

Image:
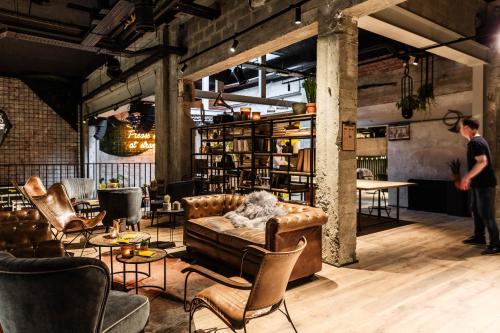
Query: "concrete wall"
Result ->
[[357, 137, 387, 156], [387, 121, 467, 207], [399, 0, 485, 36]]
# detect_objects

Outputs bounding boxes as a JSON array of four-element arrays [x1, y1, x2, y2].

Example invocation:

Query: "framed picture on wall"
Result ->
[[388, 123, 410, 141]]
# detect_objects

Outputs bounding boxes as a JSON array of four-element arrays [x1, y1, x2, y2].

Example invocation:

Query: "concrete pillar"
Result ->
[[487, 49, 500, 216], [155, 24, 194, 182], [315, 5, 358, 266], [472, 65, 486, 135]]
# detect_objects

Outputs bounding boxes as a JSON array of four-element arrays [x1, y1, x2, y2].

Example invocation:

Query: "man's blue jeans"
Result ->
[[471, 186, 500, 246]]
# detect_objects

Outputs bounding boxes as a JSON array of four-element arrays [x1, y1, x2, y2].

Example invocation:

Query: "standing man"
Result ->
[[459, 118, 500, 255]]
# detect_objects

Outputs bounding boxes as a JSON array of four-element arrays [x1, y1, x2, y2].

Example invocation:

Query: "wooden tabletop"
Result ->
[[116, 248, 167, 264], [89, 232, 151, 247], [357, 179, 416, 190]]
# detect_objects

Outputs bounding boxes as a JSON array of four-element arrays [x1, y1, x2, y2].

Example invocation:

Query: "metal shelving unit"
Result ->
[[191, 113, 316, 206]]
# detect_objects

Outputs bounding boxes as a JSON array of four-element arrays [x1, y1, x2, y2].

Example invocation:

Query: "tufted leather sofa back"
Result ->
[[0, 209, 53, 257]]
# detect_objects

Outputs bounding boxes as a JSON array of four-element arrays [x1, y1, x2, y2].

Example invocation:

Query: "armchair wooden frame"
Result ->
[[182, 237, 307, 333]]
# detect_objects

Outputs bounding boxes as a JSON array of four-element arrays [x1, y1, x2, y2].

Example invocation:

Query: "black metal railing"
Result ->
[[356, 156, 387, 180], [0, 163, 155, 190]]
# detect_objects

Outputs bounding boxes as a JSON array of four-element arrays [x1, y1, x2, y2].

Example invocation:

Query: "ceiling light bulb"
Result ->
[[230, 39, 239, 53], [295, 6, 302, 25]]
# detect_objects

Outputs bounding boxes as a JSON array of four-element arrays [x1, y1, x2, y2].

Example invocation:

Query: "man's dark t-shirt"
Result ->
[[467, 136, 497, 188]]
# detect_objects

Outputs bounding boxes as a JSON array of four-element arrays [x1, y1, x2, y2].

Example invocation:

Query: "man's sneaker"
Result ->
[[462, 236, 486, 245], [481, 245, 500, 255]]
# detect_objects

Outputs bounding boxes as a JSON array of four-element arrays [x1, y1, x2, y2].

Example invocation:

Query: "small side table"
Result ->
[[152, 208, 184, 249], [89, 232, 151, 277], [116, 248, 167, 294]]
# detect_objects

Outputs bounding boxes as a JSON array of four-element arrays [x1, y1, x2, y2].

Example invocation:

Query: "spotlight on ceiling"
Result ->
[[230, 39, 239, 53], [233, 66, 247, 85], [410, 55, 420, 66], [106, 57, 122, 79], [180, 63, 188, 73], [132, 0, 155, 32], [295, 6, 302, 25]]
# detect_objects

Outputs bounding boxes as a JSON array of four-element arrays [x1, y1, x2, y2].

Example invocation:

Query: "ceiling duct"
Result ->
[[132, 0, 155, 32]]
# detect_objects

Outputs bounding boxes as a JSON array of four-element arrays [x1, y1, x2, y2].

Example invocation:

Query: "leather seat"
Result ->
[[218, 228, 265, 251], [186, 216, 234, 241], [182, 194, 328, 281]]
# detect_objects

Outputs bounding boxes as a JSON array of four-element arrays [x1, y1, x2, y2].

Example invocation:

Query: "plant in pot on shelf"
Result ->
[[303, 78, 317, 113]]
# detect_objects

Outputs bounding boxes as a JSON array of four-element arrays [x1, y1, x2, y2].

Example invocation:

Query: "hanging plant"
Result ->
[[417, 55, 435, 110], [396, 64, 419, 119]]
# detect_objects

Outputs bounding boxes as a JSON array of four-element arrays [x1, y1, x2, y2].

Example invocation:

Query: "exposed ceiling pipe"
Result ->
[[195, 90, 294, 107], [242, 62, 311, 78], [0, 30, 185, 58], [82, 0, 134, 46]]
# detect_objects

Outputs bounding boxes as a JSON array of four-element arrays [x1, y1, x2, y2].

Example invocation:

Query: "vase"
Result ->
[[306, 103, 316, 113]]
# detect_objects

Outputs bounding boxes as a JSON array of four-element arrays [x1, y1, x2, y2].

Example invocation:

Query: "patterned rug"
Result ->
[[98, 248, 229, 333]]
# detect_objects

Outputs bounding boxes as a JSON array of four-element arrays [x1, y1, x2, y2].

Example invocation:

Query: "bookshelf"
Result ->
[[191, 113, 316, 206]]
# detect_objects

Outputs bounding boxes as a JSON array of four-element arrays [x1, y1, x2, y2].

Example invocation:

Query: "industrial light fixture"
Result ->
[[233, 66, 247, 85], [106, 57, 122, 79], [180, 63, 188, 73], [230, 39, 239, 53], [214, 92, 233, 110], [294, 6, 302, 25], [132, 0, 155, 32]]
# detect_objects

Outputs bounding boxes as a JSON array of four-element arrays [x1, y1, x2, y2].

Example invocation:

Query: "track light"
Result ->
[[230, 39, 239, 53], [410, 55, 420, 66], [295, 6, 302, 25], [180, 63, 188, 73]]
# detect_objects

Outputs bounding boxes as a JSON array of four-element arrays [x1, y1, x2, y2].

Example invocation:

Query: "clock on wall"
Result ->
[[0, 110, 12, 147]]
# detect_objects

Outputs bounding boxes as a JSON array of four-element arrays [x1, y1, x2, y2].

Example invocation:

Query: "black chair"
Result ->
[[98, 188, 143, 231], [0, 252, 149, 333], [150, 180, 195, 226]]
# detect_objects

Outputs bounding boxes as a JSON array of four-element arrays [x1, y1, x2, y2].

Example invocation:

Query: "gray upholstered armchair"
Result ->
[[61, 178, 96, 201], [0, 252, 149, 333], [97, 188, 143, 231]]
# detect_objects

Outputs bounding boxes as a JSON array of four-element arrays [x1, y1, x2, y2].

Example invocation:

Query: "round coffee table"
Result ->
[[152, 208, 184, 249], [116, 248, 167, 294], [89, 232, 151, 276]]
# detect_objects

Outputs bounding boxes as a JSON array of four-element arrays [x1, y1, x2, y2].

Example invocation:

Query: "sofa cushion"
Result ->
[[186, 216, 235, 241], [102, 290, 150, 333], [219, 228, 265, 251]]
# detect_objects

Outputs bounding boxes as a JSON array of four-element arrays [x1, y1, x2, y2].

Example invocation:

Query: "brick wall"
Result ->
[[0, 76, 78, 185]]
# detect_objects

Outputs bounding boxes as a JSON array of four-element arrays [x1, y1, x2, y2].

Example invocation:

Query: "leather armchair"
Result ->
[[182, 194, 327, 281], [183, 237, 307, 333], [25, 178, 106, 256], [0, 252, 149, 333], [0, 209, 64, 258]]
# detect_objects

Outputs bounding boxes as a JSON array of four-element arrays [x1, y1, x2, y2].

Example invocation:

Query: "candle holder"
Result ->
[[173, 201, 181, 211], [252, 112, 261, 121], [120, 245, 135, 259], [240, 107, 251, 120]]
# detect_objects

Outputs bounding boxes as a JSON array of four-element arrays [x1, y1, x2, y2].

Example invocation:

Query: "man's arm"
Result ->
[[460, 155, 488, 190]]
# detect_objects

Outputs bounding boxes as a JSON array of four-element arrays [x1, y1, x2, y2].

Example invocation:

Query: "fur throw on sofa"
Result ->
[[224, 191, 286, 230]]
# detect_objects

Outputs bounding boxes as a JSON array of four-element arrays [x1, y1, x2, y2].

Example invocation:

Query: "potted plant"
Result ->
[[139, 239, 149, 251], [303, 78, 317, 113], [396, 95, 420, 119], [108, 177, 119, 188], [98, 178, 107, 190], [417, 83, 435, 110]]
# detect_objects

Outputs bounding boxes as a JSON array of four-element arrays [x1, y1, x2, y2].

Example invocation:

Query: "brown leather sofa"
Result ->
[[182, 194, 327, 281], [0, 209, 64, 258]]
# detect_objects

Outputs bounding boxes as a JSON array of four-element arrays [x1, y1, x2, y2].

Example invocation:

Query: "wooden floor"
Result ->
[[194, 208, 500, 333]]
